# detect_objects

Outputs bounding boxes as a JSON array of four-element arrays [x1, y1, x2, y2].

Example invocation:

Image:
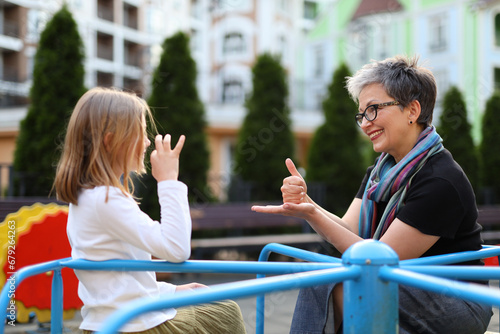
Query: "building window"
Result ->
[[278, 0, 289, 13], [223, 32, 245, 54], [375, 23, 390, 60], [124, 40, 141, 67], [97, 0, 114, 22], [191, 0, 202, 18], [223, 79, 244, 103], [315, 89, 324, 110], [123, 77, 143, 96], [494, 68, 500, 91], [278, 36, 287, 61], [26, 9, 47, 42], [97, 71, 113, 87], [304, 1, 318, 20], [27, 53, 34, 80], [190, 29, 200, 51], [97, 32, 113, 61], [429, 14, 447, 52], [123, 3, 138, 30], [433, 68, 449, 108], [314, 46, 324, 78], [495, 13, 500, 46], [349, 22, 369, 67]]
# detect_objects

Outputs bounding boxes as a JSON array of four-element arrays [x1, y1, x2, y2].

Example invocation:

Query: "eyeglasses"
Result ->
[[355, 101, 400, 127]]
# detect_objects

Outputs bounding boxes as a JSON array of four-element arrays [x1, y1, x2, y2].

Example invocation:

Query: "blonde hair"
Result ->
[[54, 87, 155, 204]]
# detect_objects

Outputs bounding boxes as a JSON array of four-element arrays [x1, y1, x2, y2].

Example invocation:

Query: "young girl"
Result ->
[[54, 87, 246, 333]]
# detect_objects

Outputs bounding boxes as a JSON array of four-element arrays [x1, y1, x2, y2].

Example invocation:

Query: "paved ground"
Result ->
[[3, 275, 500, 333]]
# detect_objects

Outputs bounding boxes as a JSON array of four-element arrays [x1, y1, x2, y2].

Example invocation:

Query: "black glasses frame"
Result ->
[[355, 101, 400, 127]]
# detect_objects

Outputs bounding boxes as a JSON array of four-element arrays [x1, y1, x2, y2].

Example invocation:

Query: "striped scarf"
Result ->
[[358, 126, 443, 239]]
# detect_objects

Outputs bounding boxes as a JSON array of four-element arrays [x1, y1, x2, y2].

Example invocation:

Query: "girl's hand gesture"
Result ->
[[150, 134, 185, 182]]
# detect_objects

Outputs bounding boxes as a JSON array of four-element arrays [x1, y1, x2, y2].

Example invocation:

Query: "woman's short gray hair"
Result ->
[[346, 55, 436, 127]]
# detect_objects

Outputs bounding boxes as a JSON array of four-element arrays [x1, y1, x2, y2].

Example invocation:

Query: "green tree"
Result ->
[[306, 63, 363, 213], [13, 5, 85, 196], [137, 32, 211, 218], [479, 92, 500, 204], [233, 53, 295, 201], [438, 86, 479, 191]]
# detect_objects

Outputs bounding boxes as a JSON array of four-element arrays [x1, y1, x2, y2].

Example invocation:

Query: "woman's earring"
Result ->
[[409, 120, 413, 124]]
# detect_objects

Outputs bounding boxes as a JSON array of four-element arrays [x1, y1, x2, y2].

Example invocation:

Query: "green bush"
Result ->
[[438, 86, 479, 191], [233, 53, 295, 201], [479, 92, 500, 204], [137, 32, 211, 218], [13, 5, 85, 196], [306, 63, 364, 213]]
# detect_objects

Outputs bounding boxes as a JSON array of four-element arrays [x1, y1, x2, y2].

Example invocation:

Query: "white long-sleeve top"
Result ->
[[67, 180, 192, 332]]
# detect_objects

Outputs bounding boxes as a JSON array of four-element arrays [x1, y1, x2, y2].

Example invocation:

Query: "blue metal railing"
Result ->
[[2, 240, 500, 333]]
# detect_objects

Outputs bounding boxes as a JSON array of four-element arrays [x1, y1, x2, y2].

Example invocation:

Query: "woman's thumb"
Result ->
[[285, 158, 302, 178]]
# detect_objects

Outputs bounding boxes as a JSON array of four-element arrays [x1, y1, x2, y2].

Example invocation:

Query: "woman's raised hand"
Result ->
[[282, 158, 307, 204], [150, 134, 185, 182], [252, 158, 316, 220]]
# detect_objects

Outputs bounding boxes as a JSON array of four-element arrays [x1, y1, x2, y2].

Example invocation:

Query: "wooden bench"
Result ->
[[189, 202, 325, 259], [479, 205, 500, 243]]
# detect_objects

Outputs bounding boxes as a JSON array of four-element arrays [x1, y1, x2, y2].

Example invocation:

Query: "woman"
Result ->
[[252, 55, 492, 334]]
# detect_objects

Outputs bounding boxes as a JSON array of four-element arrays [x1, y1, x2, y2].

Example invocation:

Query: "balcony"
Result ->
[[1, 20, 20, 38], [97, 71, 113, 87], [97, 32, 113, 61], [123, 3, 138, 30], [123, 77, 143, 95], [124, 41, 141, 67], [97, 0, 114, 22]]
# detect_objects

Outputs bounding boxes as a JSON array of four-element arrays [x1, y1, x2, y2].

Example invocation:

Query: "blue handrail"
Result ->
[[0, 258, 340, 334], [0, 258, 69, 332], [254, 241, 500, 333], [2, 241, 500, 334], [379, 266, 500, 306], [97, 266, 361, 334], [60, 258, 341, 274]]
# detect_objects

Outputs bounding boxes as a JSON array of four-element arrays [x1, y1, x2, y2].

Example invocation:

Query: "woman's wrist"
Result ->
[[305, 203, 321, 222]]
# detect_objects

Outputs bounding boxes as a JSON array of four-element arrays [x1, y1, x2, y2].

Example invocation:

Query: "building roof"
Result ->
[[351, 0, 403, 20]]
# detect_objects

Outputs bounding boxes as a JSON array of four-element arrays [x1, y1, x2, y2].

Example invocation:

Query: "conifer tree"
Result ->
[[306, 63, 363, 213], [13, 5, 85, 196], [137, 32, 210, 218], [233, 53, 295, 201], [479, 92, 500, 204], [438, 86, 479, 191]]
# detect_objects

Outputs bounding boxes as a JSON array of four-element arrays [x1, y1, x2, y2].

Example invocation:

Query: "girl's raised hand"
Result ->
[[150, 134, 185, 182]]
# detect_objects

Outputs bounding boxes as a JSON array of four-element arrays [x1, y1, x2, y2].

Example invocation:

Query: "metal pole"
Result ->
[[255, 243, 340, 334], [97, 266, 360, 334], [50, 269, 63, 334], [342, 240, 399, 334]]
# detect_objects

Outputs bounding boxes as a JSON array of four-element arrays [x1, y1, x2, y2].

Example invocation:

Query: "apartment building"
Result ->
[[189, 0, 324, 199], [0, 0, 171, 195], [0, 0, 325, 199], [297, 0, 500, 142]]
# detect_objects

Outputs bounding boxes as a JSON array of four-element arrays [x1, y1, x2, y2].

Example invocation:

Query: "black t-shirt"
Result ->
[[356, 149, 483, 259]]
